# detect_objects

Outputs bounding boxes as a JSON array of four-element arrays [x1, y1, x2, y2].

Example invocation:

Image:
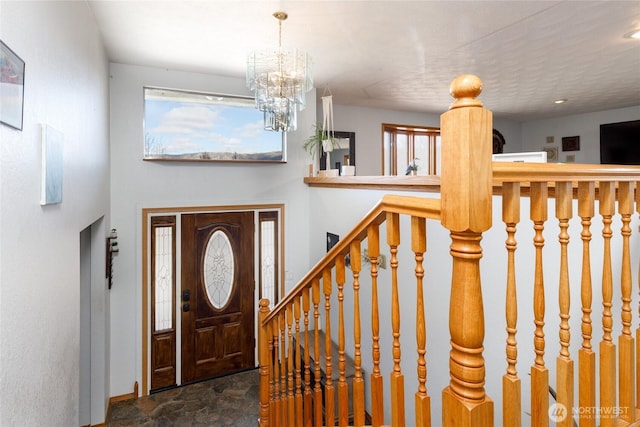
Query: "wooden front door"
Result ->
[[181, 211, 255, 383]]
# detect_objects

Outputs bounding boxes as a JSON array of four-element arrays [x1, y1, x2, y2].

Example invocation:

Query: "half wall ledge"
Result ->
[[303, 175, 442, 193]]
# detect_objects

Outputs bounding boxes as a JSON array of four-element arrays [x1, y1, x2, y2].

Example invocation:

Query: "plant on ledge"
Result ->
[[405, 158, 419, 175], [303, 123, 337, 158]]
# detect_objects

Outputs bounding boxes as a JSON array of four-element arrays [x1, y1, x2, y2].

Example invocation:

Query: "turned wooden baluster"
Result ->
[[294, 297, 303, 427], [636, 181, 640, 415], [323, 267, 335, 427], [350, 240, 366, 426], [578, 182, 596, 427], [302, 288, 312, 427], [555, 181, 574, 427], [268, 316, 276, 426], [599, 181, 616, 427], [259, 299, 272, 427], [335, 256, 349, 426], [388, 212, 405, 427], [287, 305, 295, 427], [273, 313, 282, 427], [312, 278, 322, 427], [618, 181, 636, 423], [530, 182, 549, 427], [280, 310, 288, 426], [413, 216, 431, 427], [440, 74, 494, 427], [368, 225, 384, 427], [502, 182, 521, 427]]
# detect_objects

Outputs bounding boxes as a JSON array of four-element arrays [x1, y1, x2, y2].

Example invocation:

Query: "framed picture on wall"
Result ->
[[561, 136, 580, 152], [542, 146, 558, 162], [326, 232, 339, 252], [0, 40, 25, 131]]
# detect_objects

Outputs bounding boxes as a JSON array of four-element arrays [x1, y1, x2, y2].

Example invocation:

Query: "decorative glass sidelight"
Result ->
[[203, 230, 235, 309], [258, 211, 279, 307], [260, 220, 276, 306], [154, 226, 173, 331]]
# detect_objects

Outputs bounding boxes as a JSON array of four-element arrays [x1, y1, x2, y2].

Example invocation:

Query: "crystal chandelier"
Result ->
[[246, 12, 313, 132]]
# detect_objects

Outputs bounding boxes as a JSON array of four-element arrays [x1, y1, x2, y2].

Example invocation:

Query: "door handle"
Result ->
[[182, 290, 190, 302], [182, 303, 190, 312]]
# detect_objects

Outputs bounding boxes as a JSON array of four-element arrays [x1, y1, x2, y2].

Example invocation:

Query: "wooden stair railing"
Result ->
[[492, 164, 640, 427], [258, 75, 640, 427], [259, 193, 443, 427]]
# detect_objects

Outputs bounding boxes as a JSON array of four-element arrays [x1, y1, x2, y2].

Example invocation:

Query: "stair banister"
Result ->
[[440, 74, 494, 426], [258, 73, 640, 427]]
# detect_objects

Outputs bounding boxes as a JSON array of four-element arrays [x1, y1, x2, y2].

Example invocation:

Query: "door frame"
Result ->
[[141, 203, 285, 396]]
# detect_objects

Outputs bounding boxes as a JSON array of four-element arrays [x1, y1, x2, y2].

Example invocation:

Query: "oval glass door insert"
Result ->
[[203, 229, 235, 308]]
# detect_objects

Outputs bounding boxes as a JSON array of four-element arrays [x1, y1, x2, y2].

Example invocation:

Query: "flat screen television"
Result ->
[[600, 119, 640, 165]]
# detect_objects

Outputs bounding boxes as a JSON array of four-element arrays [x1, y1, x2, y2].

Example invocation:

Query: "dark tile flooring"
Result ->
[[106, 369, 260, 427]]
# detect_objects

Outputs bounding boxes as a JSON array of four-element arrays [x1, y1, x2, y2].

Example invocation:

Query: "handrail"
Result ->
[[262, 194, 441, 325], [493, 162, 640, 182]]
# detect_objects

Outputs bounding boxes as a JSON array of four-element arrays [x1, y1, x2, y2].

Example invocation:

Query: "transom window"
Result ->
[[143, 87, 286, 162]]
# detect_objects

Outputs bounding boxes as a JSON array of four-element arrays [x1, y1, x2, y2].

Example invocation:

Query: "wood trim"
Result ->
[[142, 203, 285, 215], [142, 216, 149, 395], [141, 204, 285, 397], [305, 165, 640, 195], [305, 175, 442, 192], [109, 389, 138, 404], [493, 162, 640, 182], [98, 382, 138, 427]]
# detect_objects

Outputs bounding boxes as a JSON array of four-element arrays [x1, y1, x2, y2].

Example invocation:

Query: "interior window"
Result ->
[[382, 124, 441, 175]]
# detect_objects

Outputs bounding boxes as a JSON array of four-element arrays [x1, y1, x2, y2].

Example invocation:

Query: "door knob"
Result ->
[[182, 303, 190, 312]]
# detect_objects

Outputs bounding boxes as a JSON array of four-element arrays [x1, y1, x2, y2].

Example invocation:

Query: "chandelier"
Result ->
[[246, 12, 313, 132]]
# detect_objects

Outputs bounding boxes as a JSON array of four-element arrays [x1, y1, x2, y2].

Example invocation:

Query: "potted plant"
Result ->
[[303, 123, 334, 157], [405, 158, 419, 175], [304, 123, 339, 176]]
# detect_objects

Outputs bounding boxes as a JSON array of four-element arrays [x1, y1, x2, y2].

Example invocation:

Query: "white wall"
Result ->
[[0, 1, 110, 426], [90, 218, 109, 426], [324, 101, 639, 171], [108, 63, 317, 396], [320, 102, 524, 175], [522, 106, 640, 163], [494, 118, 524, 154]]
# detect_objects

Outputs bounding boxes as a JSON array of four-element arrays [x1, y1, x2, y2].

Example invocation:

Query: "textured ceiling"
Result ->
[[88, 0, 640, 121]]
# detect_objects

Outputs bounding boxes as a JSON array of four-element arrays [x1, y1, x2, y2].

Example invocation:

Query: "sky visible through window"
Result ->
[[144, 88, 284, 161]]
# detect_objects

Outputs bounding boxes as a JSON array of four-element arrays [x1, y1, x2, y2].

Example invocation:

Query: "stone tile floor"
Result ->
[[106, 369, 259, 426]]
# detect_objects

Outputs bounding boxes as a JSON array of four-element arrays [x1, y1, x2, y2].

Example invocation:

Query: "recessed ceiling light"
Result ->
[[624, 29, 640, 39], [554, 99, 567, 104]]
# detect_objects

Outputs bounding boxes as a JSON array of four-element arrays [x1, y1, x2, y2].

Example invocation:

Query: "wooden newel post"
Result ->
[[258, 299, 272, 427], [440, 75, 494, 427]]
